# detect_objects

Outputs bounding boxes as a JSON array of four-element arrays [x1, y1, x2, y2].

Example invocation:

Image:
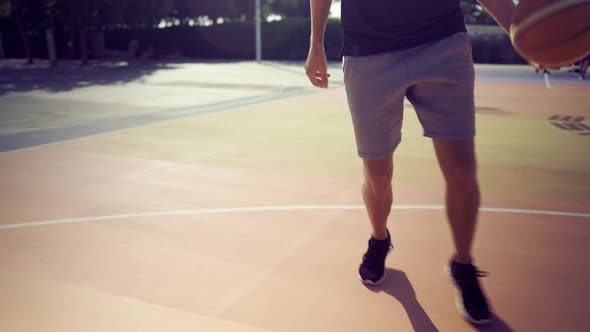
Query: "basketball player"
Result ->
[[305, 0, 516, 324]]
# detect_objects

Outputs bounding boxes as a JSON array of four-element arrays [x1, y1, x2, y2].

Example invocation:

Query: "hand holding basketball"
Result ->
[[529, 60, 561, 72], [510, 0, 590, 68]]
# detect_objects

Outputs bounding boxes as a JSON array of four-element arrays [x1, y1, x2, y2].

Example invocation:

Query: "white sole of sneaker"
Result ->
[[359, 271, 387, 285], [444, 265, 492, 325]]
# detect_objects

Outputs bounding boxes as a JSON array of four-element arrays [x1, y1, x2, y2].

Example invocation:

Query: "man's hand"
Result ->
[[305, 47, 330, 88], [530, 61, 561, 72], [476, 0, 515, 34]]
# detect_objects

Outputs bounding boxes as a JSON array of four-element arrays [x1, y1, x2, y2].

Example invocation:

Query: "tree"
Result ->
[[104, 0, 173, 28], [53, 0, 172, 64], [0, 0, 9, 59], [460, 0, 497, 25], [266, 0, 310, 18], [172, 0, 240, 24], [0, 0, 9, 17], [171, 0, 290, 24], [2, 0, 47, 64], [0, 0, 172, 64], [53, 0, 102, 64]]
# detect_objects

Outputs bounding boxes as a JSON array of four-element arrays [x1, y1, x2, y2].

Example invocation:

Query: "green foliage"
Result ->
[[467, 25, 523, 63], [101, 0, 174, 28], [170, 0, 310, 23], [103, 17, 341, 59], [102, 18, 524, 64], [5, 0, 48, 28], [265, 0, 310, 17], [460, 0, 497, 25], [1, 0, 174, 63], [2, 0, 173, 30], [0, 0, 10, 18], [172, 0, 249, 21]]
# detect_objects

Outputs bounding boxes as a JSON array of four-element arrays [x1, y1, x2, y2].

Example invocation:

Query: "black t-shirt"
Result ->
[[341, 0, 467, 56]]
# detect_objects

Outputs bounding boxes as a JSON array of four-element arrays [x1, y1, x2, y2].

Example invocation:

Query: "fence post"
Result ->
[[255, 0, 262, 62]]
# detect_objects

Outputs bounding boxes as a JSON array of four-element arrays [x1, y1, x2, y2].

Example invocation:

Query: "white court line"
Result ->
[[0, 205, 588, 230], [544, 72, 552, 88]]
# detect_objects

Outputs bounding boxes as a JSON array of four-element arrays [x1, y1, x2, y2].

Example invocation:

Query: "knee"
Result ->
[[363, 160, 393, 195], [442, 162, 478, 191]]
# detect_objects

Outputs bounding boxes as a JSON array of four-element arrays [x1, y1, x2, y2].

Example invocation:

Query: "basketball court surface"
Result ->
[[0, 61, 588, 332]]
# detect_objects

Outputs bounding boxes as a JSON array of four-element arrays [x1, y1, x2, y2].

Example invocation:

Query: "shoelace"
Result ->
[[475, 270, 489, 278], [459, 267, 489, 283], [362, 242, 393, 268]]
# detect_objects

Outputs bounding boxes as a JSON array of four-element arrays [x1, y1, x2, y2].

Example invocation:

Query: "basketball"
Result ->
[[510, 0, 590, 67]]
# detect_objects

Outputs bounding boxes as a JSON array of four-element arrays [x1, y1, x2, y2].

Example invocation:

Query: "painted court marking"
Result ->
[[544, 72, 551, 88], [0, 205, 588, 230]]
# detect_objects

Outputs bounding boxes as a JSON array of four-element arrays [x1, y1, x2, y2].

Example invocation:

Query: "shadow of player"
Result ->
[[364, 268, 514, 332]]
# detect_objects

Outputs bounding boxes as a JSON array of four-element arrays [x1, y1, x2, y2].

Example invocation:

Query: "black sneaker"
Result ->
[[358, 230, 392, 285], [446, 259, 492, 324]]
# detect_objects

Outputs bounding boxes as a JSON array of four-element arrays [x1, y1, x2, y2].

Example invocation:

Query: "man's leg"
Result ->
[[432, 138, 479, 264], [402, 31, 490, 323], [362, 158, 393, 240], [433, 138, 491, 324], [341, 52, 406, 285], [357, 156, 395, 285]]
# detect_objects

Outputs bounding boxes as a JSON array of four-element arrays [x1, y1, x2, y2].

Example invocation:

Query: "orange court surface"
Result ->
[[0, 61, 589, 332]]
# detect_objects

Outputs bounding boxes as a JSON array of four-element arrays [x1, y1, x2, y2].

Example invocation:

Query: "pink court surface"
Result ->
[[0, 61, 589, 332]]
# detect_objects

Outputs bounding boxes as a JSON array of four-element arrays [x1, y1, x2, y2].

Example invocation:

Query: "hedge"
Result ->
[[0, 17, 527, 64], [102, 18, 525, 64], [102, 18, 342, 60]]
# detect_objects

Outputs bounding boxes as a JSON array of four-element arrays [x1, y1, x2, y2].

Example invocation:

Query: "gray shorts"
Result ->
[[343, 32, 476, 160]]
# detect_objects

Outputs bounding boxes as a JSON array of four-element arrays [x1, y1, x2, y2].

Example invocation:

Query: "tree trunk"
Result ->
[[79, 29, 88, 65], [16, 19, 33, 64], [0, 30, 5, 59], [46, 28, 57, 67], [67, 29, 76, 59]]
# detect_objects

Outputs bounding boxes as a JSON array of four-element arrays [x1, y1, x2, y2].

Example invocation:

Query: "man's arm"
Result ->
[[476, 0, 516, 34], [305, 0, 332, 88], [477, 0, 555, 69]]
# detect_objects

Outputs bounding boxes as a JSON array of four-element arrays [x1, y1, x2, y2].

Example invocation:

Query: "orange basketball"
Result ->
[[510, 0, 590, 67]]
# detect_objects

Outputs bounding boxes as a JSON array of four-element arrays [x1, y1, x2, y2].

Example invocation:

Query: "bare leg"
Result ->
[[433, 139, 480, 264], [362, 158, 393, 240]]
